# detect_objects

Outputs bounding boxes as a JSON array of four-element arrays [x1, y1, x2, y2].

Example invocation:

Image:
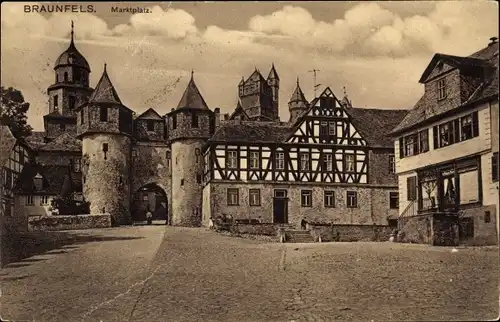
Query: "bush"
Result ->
[[51, 193, 90, 216]]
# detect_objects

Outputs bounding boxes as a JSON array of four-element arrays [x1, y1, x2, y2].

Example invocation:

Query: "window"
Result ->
[[301, 190, 312, 207], [172, 114, 177, 129], [227, 188, 239, 205], [460, 112, 479, 141], [407, 176, 417, 201], [249, 151, 259, 169], [323, 153, 333, 171], [64, 72, 68, 82], [191, 112, 198, 128], [249, 189, 261, 206], [274, 189, 287, 198], [324, 191, 335, 208], [196, 174, 202, 184], [328, 122, 336, 135], [419, 130, 429, 153], [275, 152, 285, 170], [390, 192, 399, 209], [346, 191, 357, 208], [405, 134, 417, 156], [434, 113, 478, 149], [40, 196, 49, 206], [100, 106, 108, 122], [484, 211, 491, 223], [73, 158, 81, 172], [320, 122, 328, 136], [102, 143, 108, 152], [437, 78, 446, 100], [147, 120, 155, 131], [166, 150, 171, 167], [33, 173, 43, 191], [389, 155, 396, 174], [69, 96, 76, 110], [181, 179, 184, 186], [344, 154, 355, 172], [80, 109, 84, 124], [400, 130, 428, 158], [25, 195, 34, 205], [300, 153, 310, 171], [227, 150, 238, 169], [492, 152, 499, 182], [53, 95, 58, 109]]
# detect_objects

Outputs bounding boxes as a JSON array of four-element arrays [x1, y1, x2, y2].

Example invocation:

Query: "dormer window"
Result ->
[[437, 78, 447, 100], [147, 120, 155, 132], [33, 173, 43, 191]]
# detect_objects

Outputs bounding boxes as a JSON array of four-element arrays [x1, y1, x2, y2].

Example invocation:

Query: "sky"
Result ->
[[1, 1, 498, 131]]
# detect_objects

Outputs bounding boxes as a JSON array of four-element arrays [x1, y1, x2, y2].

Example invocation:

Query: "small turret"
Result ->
[[340, 86, 352, 109], [288, 77, 308, 123]]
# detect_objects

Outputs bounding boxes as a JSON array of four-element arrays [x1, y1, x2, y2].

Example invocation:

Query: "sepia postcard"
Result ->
[[0, 1, 499, 321]]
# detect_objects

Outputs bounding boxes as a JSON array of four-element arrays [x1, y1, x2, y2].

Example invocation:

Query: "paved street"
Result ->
[[1, 226, 498, 321]]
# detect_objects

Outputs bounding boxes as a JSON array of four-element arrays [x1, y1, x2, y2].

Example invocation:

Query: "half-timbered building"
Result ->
[[202, 84, 408, 227], [391, 39, 499, 245]]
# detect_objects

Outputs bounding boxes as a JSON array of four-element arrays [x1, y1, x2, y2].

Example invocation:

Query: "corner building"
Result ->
[[17, 24, 407, 228]]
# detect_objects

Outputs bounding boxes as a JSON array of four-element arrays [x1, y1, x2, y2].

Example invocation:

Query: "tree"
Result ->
[[51, 193, 90, 216], [0, 86, 32, 139]]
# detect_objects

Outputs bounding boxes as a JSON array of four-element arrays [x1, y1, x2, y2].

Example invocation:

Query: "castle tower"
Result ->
[[76, 64, 135, 224], [288, 77, 309, 123], [167, 72, 214, 226], [340, 86, 353, 109], [267, 63, 280, 121], [238, 68, 275, 121], [45, 21, 93, 138]]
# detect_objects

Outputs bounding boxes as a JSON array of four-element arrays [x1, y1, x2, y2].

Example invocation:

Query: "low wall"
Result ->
[[309, 224, 392, 242], [398, 215, 432, 244], [27, 214, 112, 232], [229, 223, 280, 236]]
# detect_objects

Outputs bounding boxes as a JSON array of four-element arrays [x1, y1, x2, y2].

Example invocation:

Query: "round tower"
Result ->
[[167, 72, 214, 226], [288, 77, 309, 123], [76, 64, 135, 225]]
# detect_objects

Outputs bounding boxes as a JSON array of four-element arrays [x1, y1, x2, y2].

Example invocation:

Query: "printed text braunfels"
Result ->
[[24, 4, 95, 13]]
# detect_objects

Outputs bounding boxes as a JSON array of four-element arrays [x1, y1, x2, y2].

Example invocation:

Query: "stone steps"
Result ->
[[284, 230, 315, 243]]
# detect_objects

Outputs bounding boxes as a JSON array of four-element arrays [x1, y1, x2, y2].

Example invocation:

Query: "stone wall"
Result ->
[[460, 205, 498, 246], [27, 214, 112, 232], [230, 223, 279, 236], [207, 182, 397, 227], [397, 215, 432, 244], [309, 224, 392, 242], [369, 149, 398, 185], [82, 133, 131, 224]]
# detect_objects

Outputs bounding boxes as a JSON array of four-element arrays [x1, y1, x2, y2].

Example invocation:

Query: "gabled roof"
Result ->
[[175, 75, 210, 111], [14, 163, 82, 195], [392, 41, 498, 135], [246, 69, 267, 84], [418, 53, 488, 83], [136, 108, 163, 120], [88, 64, 123, 104], [37, 132, 81, 152], [209, 121, 292, 143], [228, 101, 250, 120], [24, 131, 49, 150], [268, 64, 279, 81]]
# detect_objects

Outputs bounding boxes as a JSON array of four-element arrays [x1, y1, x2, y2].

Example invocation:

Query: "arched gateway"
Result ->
[[131, 183, 168, 223]]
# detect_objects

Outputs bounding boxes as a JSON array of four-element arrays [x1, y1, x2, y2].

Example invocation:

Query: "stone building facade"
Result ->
[[15, 24, 406, 229]]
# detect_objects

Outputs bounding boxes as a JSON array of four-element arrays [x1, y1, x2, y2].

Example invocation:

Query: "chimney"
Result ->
[[224, 113, 229, 120], [489, 37, 498, 46], [214, 107, 220, 129]]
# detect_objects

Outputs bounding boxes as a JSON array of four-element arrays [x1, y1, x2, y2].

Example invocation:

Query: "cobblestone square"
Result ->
[[1, 226, 498, 321]]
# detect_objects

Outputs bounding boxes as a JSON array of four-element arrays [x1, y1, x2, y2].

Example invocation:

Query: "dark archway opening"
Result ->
[[131, 183, 168, 223]]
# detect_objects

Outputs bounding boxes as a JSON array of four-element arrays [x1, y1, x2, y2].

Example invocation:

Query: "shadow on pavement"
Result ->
[[2, 231, 144, 267]]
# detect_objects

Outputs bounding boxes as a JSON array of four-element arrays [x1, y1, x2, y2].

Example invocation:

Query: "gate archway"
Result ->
[[131, 183, 168, 223]]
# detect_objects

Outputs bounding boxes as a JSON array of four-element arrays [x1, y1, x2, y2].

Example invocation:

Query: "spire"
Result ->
[[88, 64, 123, 104], [191, 69, 194, 80], [70, 20, 74, 45], [239, 76, 245, 86], [289, 77, 307, 103], [268, 63, 280, 81], [341, 86, 352, 108], [176, 76, 209, 110]]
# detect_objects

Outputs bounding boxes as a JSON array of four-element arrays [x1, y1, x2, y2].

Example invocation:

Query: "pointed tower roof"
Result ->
[[268, 63, 280, 80], [54, 21, 90, 71], [175, 71, 209, 110], [89, 64, 123, 104], [340, 86, 352, 108], [289, 77, 307, 103]]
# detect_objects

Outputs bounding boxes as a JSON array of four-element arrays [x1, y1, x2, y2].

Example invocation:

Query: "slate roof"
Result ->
[[268, 64, 280, 80], [209, 121, 292, 143], [136, 108, 163, 120], [54, 37, 90, 72], [392, 41, 499, 134], [346, 108, 408, 148], [37, 132, 81, 152], [175, 76, 210, 111], [88, 65, 123, 104], [14, 163, 82, 195], [25, 131, 48, 150], [289, 79, 307, 103]]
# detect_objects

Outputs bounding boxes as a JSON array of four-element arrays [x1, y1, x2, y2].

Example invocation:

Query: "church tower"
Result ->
[[76, 64, 135, 224], [45, 21, 93, 139], [288, 77, 309, 123], [267, 63, 280, 121], [167, 72, 214, 226]]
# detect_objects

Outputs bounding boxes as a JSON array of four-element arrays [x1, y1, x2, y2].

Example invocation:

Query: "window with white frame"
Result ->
[[227, 188, 239, 206], [324, 190, 335, 208], [249, 189, 261, 206], [227, 150, 238, 169], [323, 153, 333, 171], [40, 195, 49, 206], [328, 122, 336, 135], [249, 151, 259, 169], [437, 78, 447, 100], [301, 190, 312, 207], [300, 153, 310, 171], [275, 152, 285, 170], [25, 195, 34, 205], [345, 154, 355, 172], [389, 155, 396, 174], [346, 191, 358, 208]]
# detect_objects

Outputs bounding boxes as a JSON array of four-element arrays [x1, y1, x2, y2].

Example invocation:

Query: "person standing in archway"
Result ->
[[146, 207, 153, 225]]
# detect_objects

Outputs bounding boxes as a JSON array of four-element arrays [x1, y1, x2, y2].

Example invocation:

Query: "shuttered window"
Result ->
[[407, 176, 417, 201]]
